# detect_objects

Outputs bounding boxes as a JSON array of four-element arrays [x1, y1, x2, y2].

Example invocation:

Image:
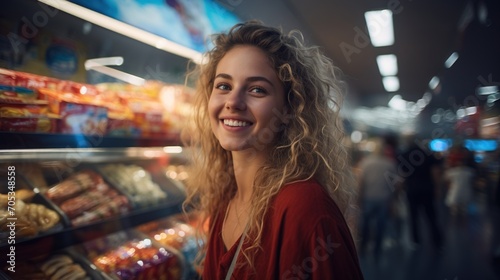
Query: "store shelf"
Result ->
[[0, 132, 181, 150], [0, 145, 189, 263], [0, 184, 185, 263]]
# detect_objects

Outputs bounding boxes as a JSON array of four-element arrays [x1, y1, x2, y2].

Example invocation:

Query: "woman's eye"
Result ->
[[215, 83, 231, 91], [250, 87, 266, 94]]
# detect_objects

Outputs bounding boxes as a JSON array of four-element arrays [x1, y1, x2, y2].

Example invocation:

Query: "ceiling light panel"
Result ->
[[376, 54, 398, 76], [383, 76, 400, 92], [364, 9, 395, 47], [444, 52, 459, 68]]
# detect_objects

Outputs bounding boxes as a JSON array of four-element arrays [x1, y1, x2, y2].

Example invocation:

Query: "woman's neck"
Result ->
[[231, 149, 268, 203]]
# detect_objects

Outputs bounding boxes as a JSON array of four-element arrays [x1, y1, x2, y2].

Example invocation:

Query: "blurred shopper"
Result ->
[[444, 147, 476, 217], [399, 139, 444, 251], [357, 137, 399, 258], [183, 21, 363, 279]]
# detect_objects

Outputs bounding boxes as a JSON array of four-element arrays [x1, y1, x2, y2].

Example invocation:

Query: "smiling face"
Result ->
[[208, 45, 286, 155]]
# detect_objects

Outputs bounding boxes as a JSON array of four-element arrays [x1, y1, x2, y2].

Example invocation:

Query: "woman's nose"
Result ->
[[225, 89, 246, 111]]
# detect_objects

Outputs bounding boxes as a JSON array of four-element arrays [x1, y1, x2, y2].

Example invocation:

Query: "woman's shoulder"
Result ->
[[278, 178, 326, 199], [273, 179, 341, 217]]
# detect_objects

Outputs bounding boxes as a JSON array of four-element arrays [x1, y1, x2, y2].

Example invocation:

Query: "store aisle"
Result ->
[[359, 196, 500, 280]]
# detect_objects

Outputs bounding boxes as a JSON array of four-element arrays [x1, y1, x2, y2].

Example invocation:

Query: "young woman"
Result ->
[[183, 21, 363, 279]]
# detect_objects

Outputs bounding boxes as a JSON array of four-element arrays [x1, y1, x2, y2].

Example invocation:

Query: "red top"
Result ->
[[202, 179, 364, 280]]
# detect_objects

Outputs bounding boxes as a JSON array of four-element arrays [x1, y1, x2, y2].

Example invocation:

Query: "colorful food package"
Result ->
[[79, 230, 184, 280], [104, 96, 139, 137], [0, 68, 61, 90], [0, 116, 59, 133], [0, 101, 49, 117], [97, 82, 175, 138], [58, 101, 107, 135], [0, 85, 38, 103], [120, 94, 165, 138], [44, 170, 131, 227], [38, 88, 108, 135], [137, 218, 201, 279]]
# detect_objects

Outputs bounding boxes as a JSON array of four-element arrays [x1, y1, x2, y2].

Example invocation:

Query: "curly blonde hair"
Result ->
[[183, 20, 356, 270]]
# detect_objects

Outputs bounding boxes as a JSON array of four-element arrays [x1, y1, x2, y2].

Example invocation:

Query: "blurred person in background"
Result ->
[[399, 138, 444, 251], [444, 146, 477, 218], [357, 136, 400, 259]]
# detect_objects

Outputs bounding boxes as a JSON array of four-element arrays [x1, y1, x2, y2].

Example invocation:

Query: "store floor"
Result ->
[[358, 195, 500, 280]]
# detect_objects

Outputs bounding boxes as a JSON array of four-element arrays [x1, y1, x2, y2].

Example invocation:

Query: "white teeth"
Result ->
[[224, 119, 250, 127]]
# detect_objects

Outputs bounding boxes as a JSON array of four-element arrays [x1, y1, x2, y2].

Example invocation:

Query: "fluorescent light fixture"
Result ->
[[376, 54, 398, 76], [84, 57, 123, 69], [87, 65, 146, 86], [38, 0, 203, 64], [477, 85, 499, 95], [382, 76, 400, 92], [364, 10, 395, 47], [444, 52, 459, 68], [429, 76, 440, 90], [85, 57, 145, 86]]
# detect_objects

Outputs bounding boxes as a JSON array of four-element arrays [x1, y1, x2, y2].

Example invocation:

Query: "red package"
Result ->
[[0, 116, 58, 133]]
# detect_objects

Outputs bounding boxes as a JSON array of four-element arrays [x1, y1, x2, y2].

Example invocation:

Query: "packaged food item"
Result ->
[[137, 216, 202, 279], [39, 88, 108, 135], [119, 94, 165, 138], [2, 251, 98, 280], [106, 117, 140, 137], [0, 68, 61, 90], [97, 164, 168, 208], [44, 170, 131, 227], [79, 230, 184, 280], [0, 68, 16, 86], [0, 116, 59, 133], [0, 190, 61, 239], [104, 96, 139, 137], [0, 85, 38, 103], [0, 101, 49, 117]]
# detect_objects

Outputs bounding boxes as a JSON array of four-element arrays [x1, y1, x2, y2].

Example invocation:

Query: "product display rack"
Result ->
[[2, 1, 197, 277], [0, 138, 190, 278]]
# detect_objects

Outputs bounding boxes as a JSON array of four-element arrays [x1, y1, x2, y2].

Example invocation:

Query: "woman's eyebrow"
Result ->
[[215, 73, 232, 80], [215, 73, 276, 89]]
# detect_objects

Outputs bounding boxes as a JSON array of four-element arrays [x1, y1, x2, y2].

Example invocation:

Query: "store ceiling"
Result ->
[[228, 0, 500, 116]]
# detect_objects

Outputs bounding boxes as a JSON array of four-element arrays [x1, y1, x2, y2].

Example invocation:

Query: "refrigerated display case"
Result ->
[[0, 142, 196, 279], [0, 0, 207, 277]]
